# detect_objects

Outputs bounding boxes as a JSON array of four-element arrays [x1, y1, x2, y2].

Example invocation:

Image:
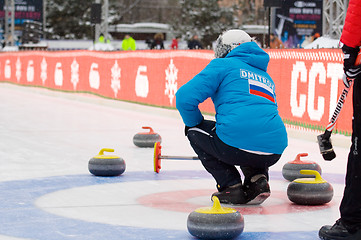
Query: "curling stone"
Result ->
[[133, 126, 162, 148], [88, 148, 126, 176], [187, 196, 244, 239], [287, 170, 333, 205], [282, 153, 322, 181]]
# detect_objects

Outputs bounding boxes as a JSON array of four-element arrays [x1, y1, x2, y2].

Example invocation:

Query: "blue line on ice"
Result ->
[[0, 170, 343, 240]]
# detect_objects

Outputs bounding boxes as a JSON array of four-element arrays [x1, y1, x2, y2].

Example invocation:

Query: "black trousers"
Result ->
[[187, 120, 281, 191], [340, 76, 361, 232]]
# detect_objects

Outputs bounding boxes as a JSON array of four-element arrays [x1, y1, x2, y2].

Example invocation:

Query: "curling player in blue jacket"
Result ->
[[176, 29, 288, 205]]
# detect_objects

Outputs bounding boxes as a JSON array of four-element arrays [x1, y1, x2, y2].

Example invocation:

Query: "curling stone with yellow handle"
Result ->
[[287, 170, 333, 205], [187, 196, 244, 239], [88, 148, 126, 176], [282, 153, 322, 181], [133, 126, 162, 148]]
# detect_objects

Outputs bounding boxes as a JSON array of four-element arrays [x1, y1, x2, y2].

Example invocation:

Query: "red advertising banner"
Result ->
[[267, 49, 350, 134], [0, 49, 351, 135]]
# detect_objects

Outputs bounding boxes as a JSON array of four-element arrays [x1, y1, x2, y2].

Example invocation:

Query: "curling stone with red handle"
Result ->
[[282, 153, 322, 181], [133, 126, 162, 148]]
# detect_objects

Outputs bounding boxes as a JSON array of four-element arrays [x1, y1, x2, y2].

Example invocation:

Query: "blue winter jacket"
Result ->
[[176, 42, 288, 154]]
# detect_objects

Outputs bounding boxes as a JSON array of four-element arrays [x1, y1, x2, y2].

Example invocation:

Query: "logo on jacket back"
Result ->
[[240, 69, 275, 103]]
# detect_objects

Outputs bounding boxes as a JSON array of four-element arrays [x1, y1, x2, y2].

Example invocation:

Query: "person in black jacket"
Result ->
[[319, 0, 361, 239], [188, 35, 203, 49], [150, 33, 165, 50]]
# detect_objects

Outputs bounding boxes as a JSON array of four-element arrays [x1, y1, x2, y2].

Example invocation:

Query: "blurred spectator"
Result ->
[[97, 34, 111, 44], [90, 33, 113, 51], [151, 33, 165, 49], [188, 35, 203, 49], [145, 38, 152, 49], [121, 34, 136, 50], [269, 33, 284, 49], [301, 32, 321, 48], [98, 34, 105, 43], [301, 35, 314, 48], [313, 32, 320, 41], [171, 36, 180, 49]]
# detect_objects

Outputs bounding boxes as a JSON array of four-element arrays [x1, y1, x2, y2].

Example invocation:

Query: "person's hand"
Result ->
[[184, 119, 204, 136], [345, 65, 361, 80], [342, 44, 361, 79]]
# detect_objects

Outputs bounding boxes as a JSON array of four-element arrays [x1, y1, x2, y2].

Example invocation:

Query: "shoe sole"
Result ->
[[247, 192, 270, 205], [319, 231, 361, 240], [319, 234, 356, 240]]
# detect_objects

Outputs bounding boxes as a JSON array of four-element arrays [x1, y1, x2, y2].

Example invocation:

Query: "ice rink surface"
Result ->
[[0, 83, 353, 240]]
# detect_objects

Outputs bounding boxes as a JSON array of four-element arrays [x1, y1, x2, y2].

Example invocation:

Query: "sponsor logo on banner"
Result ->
[[290, 61, 343, 121], [89, 63, 100, 89], [27, 60, 34, 82], [16, 58, 21, 82], [54, 62, 63, 86], [110, 60, 121, 97], [70, 59, 79, 90], [40, 58, 47, 85], [5, 59, 11, 79], [165, 59, 178, 105], [135, 65, 149, 98]]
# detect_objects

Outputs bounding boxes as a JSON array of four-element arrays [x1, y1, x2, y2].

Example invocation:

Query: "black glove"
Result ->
[[342, 44, 361, 80], [184, 118, 204, 136]]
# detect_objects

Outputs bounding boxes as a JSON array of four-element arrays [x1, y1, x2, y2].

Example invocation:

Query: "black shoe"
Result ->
[[243, 174, 270, 205], [319, 219, 361, 240], [211, 183, 247, 205]]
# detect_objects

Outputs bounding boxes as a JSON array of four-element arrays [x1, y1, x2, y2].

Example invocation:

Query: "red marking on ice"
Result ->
[[137, 189, 332, 215]]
